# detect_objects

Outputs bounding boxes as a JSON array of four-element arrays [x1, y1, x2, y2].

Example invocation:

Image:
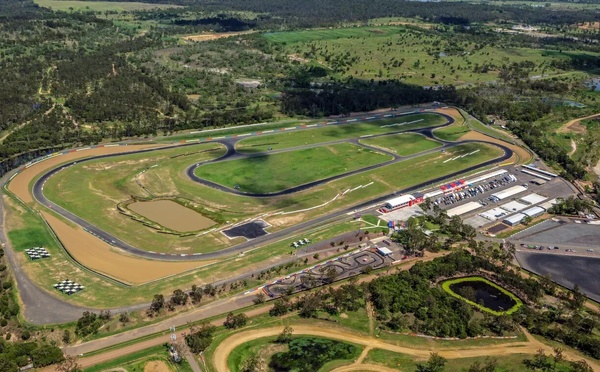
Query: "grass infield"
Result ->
[[195, 143, 391, 194], [360, 132, 442, 156]]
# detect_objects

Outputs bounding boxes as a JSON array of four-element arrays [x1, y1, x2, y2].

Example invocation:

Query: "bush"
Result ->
[[21, 331, 30, 340], [2, 282, 12, 290], [0, 319, 7, 327], [270, 337, 358, 372]]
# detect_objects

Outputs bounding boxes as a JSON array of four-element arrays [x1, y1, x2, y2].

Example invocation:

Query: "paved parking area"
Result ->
[[513, 219, 600, 246]]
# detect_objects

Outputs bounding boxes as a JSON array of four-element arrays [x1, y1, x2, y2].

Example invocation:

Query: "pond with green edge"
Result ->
[[442, 276, 523, 315]]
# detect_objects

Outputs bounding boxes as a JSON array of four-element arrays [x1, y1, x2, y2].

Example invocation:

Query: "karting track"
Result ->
[[27, 110, 513, 262]]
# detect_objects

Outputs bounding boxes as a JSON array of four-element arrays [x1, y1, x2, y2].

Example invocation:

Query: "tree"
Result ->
[[224, 312, 248, 329], [150, 294, 165, 313], [552, 347, 564, 369], [269, 299, 290, 317], [253, 293, 266, 305], [240, 355, 266, 372], [523, 349, 552, 371], [276, 326, 293, 344], [170, 289, 188, 306], [416, 353, 447, 372], [569, 360, 593, 372], [571, 284, 586, 310], [62, 330, 71, 345], [185, 322, 216, 354], [189, 285, 203, 304], [56, 355, 82, 372], [119, 312, 130, 323], [31, 345, 65, 367], [468, 357, 497, 372]]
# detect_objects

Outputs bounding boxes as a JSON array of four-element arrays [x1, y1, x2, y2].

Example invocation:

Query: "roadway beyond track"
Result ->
[[29, 110, 513, 262]]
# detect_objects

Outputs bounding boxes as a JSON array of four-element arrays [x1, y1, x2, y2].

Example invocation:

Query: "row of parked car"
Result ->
[[291, 238, 310, 248], [434, 174, 518, 206]]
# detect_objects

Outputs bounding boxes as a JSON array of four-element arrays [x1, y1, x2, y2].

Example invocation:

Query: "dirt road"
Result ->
[[557, 113, 600, 134], [212, 326, 600, 372]]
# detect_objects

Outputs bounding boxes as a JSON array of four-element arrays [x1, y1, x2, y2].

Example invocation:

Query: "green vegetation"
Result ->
[[84, 344, 192, 372], [34, 0, 181, 12], [228, 336, 276, 372], [434, 124, 471, 142], [441, 276, 524, 316], [235, 113, 446, 152], [360, 132, 443, 156], [196, 143, 390, 193], [270, 337, 361, 372]]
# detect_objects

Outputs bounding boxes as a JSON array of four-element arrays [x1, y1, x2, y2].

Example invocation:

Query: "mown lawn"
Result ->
[[360, 132, 442, 156], [196, 143, 391, 194]]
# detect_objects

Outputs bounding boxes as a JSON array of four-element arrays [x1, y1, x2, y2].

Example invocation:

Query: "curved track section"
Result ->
[[29, 112, 513, 261]]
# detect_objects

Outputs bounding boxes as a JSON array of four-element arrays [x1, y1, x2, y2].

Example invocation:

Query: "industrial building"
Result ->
[[383, 194, 417, 210], [539, 198, 559, 211], [503, 213, 526, 226], [447, 201, 482, 217], [500, 200, 529, 213], [520, 193, 547, 205], [523, 206, 545, 218], [489, 185, 528, 201], [480, 207, 510, 221]]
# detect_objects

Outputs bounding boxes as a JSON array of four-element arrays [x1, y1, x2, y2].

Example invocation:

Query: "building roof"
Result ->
[[530, 178, 547, 185], [385, 194, 415, 207], [377, 247, 393, 255], [500, 200, 529, 213], [479, 207, 509, 221], [539, 198, 559, 211], [447, 201, 482, 217], [523, 206, 545, 217], [464, 169, 508, 185], [520, 193, 547, 205], [503, 213, 526, 224], [491, 185, 528, 200]]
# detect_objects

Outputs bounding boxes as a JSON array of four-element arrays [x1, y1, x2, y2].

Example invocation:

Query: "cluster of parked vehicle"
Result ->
[[433, 174, 518, 206], [521, 243, 560, 250], [291, 238, 310, 248]]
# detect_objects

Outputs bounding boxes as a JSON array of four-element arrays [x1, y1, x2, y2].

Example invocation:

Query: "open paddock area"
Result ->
[[234, 112, 446, 153], [264, 25, 600, 85], [195, 143, 391, 194], [128, 199, 217, 233], [359, 132, 442, 156], [34, 0, 182, 12]]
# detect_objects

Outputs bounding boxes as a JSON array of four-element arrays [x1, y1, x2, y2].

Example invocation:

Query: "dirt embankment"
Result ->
[[458, 130, 531, 165], [182, 31, 254, 42], [557, 113, 600, 134], [212, 326, 600, 372]]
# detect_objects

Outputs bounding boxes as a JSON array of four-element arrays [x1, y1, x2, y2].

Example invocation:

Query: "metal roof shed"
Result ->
[[539, 198, 559, 211], [490, 185, 528, 201], [479, 207, 509, 221], [520, 193, 547, 205], [523, 206, 545, 218], [447, 201, 482, 217], [500, 200, 529, 212], [377, 247, 393, 256], [503, 213, 526, 226]]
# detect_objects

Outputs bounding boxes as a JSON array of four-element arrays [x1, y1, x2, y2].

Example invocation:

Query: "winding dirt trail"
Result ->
[[557, 113, 600, 133], [212, 326, 600, 372]]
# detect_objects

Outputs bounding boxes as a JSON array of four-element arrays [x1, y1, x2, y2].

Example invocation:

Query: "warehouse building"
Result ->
[[523, 206, 545, 218], [447, 201, 482, 217], [503, 213, 526, 226], [383, 195, 416, 210], [520, 193, 546, 205], [539, 198, 559, 211], [500, 200, 529, 213], [480, 207, 510, 221], [489, 185, 528, 202]]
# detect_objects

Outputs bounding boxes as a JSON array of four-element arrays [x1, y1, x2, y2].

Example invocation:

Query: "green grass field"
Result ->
[[264, 25, 600, 85], [195, 143, 390, 194], [34, 0, 181, 12], [85, 344, 192, 372], [235, 113, 447, 152], [360, 133, 442, 156]]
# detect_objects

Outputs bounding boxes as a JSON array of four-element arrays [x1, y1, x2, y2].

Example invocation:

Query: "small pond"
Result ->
[[444, 277, 521, 314]]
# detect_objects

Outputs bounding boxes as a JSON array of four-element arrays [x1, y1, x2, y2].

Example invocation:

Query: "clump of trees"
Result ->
[[548, 196, 594, 216], [185, 322, 216, 354], [270, 337, 359, 372]]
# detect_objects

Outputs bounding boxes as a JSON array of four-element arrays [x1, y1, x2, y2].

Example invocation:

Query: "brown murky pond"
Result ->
[[128, 200, 216, 232]]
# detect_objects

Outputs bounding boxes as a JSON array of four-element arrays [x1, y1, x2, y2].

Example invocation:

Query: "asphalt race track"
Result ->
[[29, 110, 513, 262]]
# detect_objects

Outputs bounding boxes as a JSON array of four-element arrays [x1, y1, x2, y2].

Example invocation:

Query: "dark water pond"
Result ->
[[450, 280, 516, 312]]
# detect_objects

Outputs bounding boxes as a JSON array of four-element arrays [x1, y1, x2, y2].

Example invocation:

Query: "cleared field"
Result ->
[[359, 133, 442, 156], [236, 113, 446, 152], [128, 200, 216, 232], [34, 0, 181, 12], [265, 25, 600, 85], [196, 143, 391, 194], [182, 31, 254, 42]]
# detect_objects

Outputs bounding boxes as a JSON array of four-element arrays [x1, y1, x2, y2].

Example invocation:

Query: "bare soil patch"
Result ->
[[182, 31, 253, 42], [557, 113, 600, 134], [144, 360, 171, 372], [41, 211, 213, 284], [129, 200, 216, 232], [578, 22, 600, 30]]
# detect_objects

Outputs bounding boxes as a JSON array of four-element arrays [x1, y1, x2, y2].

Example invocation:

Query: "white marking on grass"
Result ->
[[262, 130, 274, 133], [380, 119, 423, 128], [238, 133, 251, 137], [306, 124, 317, 127]]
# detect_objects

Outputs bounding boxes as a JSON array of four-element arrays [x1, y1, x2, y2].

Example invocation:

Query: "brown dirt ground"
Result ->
[[181, 31, 254, 42], [212, 326, 600, 372], [458, 131, 532, 164], [128, 200, 216, 232], [578, 22, 600, 30], [557, 113, 600, 134], [144, 360, 171, 372], [40, 211, 215, 285]]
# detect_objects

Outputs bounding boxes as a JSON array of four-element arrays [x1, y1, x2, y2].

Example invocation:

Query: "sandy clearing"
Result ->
[[40, 211, 213, 284], [144, 360, 171, 372], [212, 326, 600, 372], [182, 31, 254, 42], [9, 144, 164, 204], [129, 200, 216, 232], [458, 130, 531, 164], [557, 113, 600, 134]]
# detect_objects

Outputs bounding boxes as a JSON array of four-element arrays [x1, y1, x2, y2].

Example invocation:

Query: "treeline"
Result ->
[[94, 0, 600, 27]]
